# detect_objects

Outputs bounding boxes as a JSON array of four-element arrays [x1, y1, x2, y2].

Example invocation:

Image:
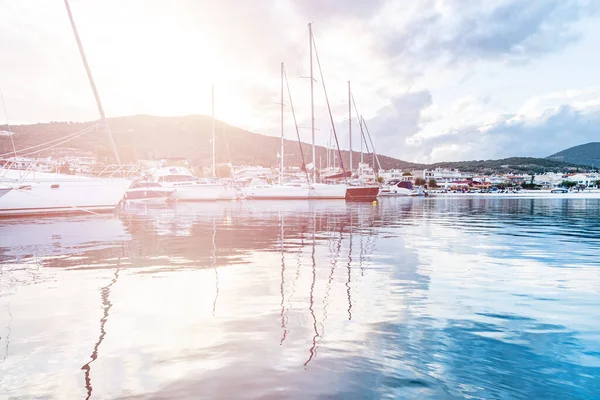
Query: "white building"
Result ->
[[566, 173, 600, 187], [379, 169, 405, 182], [417, 168, 474, 183]]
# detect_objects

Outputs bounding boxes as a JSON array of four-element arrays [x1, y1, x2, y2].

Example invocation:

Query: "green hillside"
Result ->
[[547, 142, 600, 167]]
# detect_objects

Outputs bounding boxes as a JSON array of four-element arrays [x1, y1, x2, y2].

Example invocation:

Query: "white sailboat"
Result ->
[[306, 24, 378, 201], [243, 62, 311, 200], [0, 0, 131, 216]]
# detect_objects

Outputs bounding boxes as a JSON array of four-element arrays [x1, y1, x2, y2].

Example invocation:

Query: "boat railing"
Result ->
[[0, 159, 40, 182], [97, 164, 141, 179]]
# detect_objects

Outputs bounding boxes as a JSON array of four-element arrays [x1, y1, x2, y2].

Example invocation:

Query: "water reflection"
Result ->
[[0, 198, 599, 398], [81, 267, 120, 400]]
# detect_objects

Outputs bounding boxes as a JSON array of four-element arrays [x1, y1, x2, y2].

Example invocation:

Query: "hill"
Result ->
[[0, 115, 588, 174], [429, 157, 586, 174], [0, 115, 421, 171], [547, 142, 600, 167]]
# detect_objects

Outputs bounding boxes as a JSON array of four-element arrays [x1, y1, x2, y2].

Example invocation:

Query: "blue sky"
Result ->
[[1, 0, 599, 162]]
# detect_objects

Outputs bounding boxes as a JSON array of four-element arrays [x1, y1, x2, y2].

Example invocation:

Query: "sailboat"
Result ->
[[0, 0, 132, 216], [305, 24, 378, 202], [243, 63, 311, 200]]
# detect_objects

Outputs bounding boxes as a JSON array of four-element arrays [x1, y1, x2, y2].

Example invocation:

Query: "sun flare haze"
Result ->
[[1, 0, 600, 162]]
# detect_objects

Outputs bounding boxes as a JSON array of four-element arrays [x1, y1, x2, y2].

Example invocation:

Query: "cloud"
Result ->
[[363, 90, 433, 156], [383, 0, 598, 66], [290, 0, 387, 20], [411, 102, 600, 162]]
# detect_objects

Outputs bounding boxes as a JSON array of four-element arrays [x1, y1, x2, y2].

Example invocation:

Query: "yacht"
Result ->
[[123, 181, 174, 203], [152, 166, 237, 201], [379, 180, 424, 197], [0, 169, 131, 216]]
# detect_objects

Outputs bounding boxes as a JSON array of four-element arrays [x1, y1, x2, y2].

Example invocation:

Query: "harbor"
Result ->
[[2, 0, 600, 399]]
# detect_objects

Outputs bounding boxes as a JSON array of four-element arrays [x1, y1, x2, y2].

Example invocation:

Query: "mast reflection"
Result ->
[[346, 212, 353, 321], [212, 218, 219, 317], [81, 267, 120, 400], [304, 210, 319, 368], [279, 212, 288, 345], [1, 303, 11, 363]]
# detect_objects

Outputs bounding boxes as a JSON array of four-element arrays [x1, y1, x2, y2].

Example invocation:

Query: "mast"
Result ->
[[359, 118, 363, 164], [64, 0, 121, 166], [348, 81, 352, 174], [280, 62, 284, 185], [309, 23, 316, 183], [212, 85, 215, 178]]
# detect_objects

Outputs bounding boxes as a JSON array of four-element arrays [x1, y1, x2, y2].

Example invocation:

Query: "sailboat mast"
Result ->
[[64, 0, 121, 166], [212, 85, 215, 178], [280, 62, 284, 185], [348, 81, 352, 175], [309, 23, 316, 183]]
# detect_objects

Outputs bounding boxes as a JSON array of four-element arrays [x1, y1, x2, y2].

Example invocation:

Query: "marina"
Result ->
[[1, 1, 600, 399]]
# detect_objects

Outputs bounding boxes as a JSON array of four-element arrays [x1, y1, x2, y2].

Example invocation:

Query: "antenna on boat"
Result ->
[[63, 0, 121, 166]]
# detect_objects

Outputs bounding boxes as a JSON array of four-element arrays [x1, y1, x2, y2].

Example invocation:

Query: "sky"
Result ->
[[1, 0, 599, 163]]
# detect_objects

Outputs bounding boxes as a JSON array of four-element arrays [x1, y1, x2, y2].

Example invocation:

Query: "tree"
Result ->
[[428, 178, 438, 188], [215, 163, 232, 178], [415, 177, 426, 186], [593, 180, 600, 188], [561, 180, 577, 189]]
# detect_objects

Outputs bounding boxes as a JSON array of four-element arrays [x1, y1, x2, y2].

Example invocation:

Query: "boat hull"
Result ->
[[169, 184, 236, 201], [345, 186, 380, 202], [308, 183, 347, 199], [124, 187, 173, 203], [244, 185, 310, 200], [0, 177, 132, 216]]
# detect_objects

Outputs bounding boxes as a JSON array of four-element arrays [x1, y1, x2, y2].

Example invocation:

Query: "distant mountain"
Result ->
[[547, 142, 600, 167], [0, 115, 589, 175], [429, 157, 586, 174]]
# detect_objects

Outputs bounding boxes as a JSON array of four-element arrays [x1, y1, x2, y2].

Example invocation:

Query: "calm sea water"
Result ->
[[1, 198, 599, 399]]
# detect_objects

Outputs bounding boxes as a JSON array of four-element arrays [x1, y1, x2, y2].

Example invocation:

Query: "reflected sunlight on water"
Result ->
[[0, 198, 599, 399]]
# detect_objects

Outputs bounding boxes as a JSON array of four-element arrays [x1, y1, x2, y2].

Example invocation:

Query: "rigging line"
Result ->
[[362, 116, 382, 172], [0, 124, 98, 158], [283, 64, 311, 184], [311, 32, 346, 177], [351, 93, 371, 158], [0, 87, 16, 158]]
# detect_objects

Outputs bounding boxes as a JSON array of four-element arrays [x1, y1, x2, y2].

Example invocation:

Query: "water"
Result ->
[[1, 198, 599, 399]]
